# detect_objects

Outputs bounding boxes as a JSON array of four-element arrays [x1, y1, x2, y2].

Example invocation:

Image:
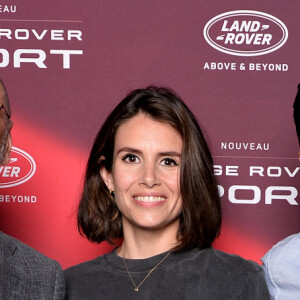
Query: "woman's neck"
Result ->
[[117, 219, 180, 259]]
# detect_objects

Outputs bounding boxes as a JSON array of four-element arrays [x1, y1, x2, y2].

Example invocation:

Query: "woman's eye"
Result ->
[[122, 154, 139, 163], [161, 158, 178, 167]]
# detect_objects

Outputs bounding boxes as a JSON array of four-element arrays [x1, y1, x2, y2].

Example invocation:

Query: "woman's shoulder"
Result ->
[[65, 254, 107, 275], [209, 248, 259, 263], [194, 248, 263, 276], [181, 248, 269, 298], [64, 250, 120, 298], [64, 249, 118, 279], [215, 248, 260, 266]]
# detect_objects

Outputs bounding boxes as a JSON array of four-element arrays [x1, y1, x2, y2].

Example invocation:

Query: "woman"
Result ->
[[65, 86, 270, 299]]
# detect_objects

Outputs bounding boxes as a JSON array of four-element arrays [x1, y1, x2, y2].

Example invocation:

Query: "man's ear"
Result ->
[[99, 164, 114, 192], [2, 133, 12, 165]]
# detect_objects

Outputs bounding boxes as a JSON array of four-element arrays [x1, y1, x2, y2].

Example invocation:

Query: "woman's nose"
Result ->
[[138, 162, 160, 187]]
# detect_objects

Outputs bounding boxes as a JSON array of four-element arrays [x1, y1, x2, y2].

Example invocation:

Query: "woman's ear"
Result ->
[[2, 133, 12, 165], [99, 158, 114, 192]]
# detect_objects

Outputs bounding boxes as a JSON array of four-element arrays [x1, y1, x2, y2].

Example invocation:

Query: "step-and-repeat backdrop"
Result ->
[[0, 0, 299, 269]]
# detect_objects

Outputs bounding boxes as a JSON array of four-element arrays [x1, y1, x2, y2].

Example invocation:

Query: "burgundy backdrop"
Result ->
[[0, 0, 299, 269]]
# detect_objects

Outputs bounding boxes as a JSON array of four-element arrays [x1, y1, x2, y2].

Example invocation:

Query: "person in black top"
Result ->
[[65, 86, 270, 299]]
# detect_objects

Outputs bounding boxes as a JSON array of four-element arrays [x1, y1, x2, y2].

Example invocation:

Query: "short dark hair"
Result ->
[[78, 86, 222, 251], [294, 84, 300, 146]]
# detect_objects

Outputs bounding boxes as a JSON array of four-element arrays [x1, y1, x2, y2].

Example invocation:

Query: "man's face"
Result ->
[[0, 81, 12, 165]]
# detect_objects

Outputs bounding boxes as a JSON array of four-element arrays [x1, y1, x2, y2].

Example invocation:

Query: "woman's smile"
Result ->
[[133, 194, 167, 208]]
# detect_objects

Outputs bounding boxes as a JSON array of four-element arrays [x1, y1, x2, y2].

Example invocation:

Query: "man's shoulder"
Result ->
[[0, 231, 61, 271], [0, 231, 65, 299]]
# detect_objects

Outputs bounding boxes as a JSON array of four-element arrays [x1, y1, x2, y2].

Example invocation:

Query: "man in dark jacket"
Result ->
[[0, 79, 65, 299]]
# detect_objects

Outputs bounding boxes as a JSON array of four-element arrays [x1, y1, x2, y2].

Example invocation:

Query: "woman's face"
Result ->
[[101, 113, 183, 233]]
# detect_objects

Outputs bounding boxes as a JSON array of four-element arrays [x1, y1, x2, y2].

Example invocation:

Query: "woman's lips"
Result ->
[[133, 195, 167, 207], [134, 196, 166, 202]]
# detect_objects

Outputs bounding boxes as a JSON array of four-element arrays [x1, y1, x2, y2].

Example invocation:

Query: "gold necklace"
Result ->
[[121, 250, 171, 292]]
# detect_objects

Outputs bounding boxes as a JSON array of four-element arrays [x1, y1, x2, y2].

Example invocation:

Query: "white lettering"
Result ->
[[0, 49, 83, 69], [50, 49, 83, 69], [253, 33, 263, 44], [10, 167, 20, 177], [15, 29, 29, 40], [203, 62, 209, 69], [0, 29, 82, 41], [0, 29, 12, 39], [32, 29, 48, 40], [68, 30, 82, 41], [218, 185, 224, 197], [221, 20, 230, 32], [205, 184, 299, 205], [226, 166, 239, 176], [240, 21, 251, 32], [250, 166, 299, 178], [224, 33, 235, 44], [0, 49, 9, 67], [214, 165, 222, 176], [220, 142, 270, 151], [230, 21, 240, 32], [14, 49, 47, 68], [267, 166, 281, 177], [229, 185, 261, 204], [250, 166, 264, 177], [0, 166, 19, 177], [224, 33, 271, 45], [262, 34, 272, 45], [250, 21, 260, 32], [223, 21, 261, 32], [214, 165, 239, 176], [248, 63, 288, 72], [2, 166, 11, 177], [0, 5, 16, 13], [51, 30, 64, 40], [284, 167, 300, 177], [265, 186, 298, 205], [0, 195, 37, 203], [203, 62, 236, 70]]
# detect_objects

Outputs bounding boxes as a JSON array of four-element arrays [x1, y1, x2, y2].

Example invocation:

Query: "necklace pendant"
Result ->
[[134, 287, 139, 292]]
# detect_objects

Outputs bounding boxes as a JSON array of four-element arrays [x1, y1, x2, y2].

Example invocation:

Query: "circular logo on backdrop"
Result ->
[[203, 10, 288, 56], [0, 146, 36, 188]]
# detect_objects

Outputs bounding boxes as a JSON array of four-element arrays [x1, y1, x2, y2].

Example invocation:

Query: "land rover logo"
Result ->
[[203, 10, 288, 56], [0, 146, 36, 188]]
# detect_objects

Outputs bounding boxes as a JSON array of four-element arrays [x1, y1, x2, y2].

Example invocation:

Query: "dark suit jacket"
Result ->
[[0, 231, 65, 299]]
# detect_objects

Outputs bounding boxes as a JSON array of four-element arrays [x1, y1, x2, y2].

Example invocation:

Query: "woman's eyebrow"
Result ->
[[116, 148, 181, 157], [158, 151, 181, 157], [116, 147, 142, 156]]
